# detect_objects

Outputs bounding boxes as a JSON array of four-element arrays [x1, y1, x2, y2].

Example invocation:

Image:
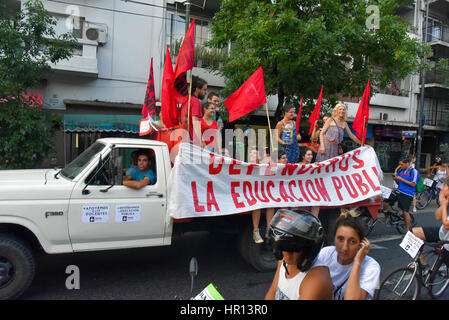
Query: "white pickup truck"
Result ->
[[0, 137, 380, 299], [0, 138, 281, 299]]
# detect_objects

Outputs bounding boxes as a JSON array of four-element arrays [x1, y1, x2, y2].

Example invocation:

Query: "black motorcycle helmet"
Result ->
[[268, 209, 324, 272]]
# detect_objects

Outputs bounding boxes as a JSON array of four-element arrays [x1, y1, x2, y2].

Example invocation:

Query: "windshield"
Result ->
[[60, 142, 106, 180]]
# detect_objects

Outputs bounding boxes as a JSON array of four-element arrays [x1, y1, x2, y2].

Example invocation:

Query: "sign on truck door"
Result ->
[[67, 146, 167, 251]]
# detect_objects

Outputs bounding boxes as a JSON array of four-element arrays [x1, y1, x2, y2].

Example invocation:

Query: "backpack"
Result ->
[[416, 173, 424, 193]]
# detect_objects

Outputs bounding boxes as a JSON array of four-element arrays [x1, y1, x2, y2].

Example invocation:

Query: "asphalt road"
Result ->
[[19, 199, 446, 301]]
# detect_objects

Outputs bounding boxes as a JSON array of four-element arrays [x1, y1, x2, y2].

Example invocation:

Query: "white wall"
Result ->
[[40, 0, 167, 109]]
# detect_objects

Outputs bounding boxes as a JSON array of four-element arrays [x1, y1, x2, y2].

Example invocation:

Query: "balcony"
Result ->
[[420, 67, 449, 99], [424, 67, 449, 85], [424, 20, 449, 50], [419, 102, 449, 127], [428, 0, 449, 16], [50, 39, 99, 77]]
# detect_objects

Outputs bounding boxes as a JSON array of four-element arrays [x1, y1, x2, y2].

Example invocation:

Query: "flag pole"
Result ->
[[362, 116, 366, 146], [265, 103, 274, 152], [187, 70, 193, 142]]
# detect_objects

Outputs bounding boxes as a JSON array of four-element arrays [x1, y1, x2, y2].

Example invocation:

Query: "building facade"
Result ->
[[9, 0, 449, 170]]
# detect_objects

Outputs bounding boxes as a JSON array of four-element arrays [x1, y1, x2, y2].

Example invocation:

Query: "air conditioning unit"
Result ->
[[83, 22, 107, 44]]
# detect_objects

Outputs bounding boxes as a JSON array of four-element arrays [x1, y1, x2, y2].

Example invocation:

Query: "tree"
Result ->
[[0, 0, 76, 169], [208, 0, 428, 125]]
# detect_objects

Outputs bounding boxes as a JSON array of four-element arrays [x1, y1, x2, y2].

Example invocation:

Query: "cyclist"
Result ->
[[265, 209, 333, 300], [313, 212, 381, 300], [382, 156, 418, 232], [412, 177, 449, 255], [427, 161, 449, 191]]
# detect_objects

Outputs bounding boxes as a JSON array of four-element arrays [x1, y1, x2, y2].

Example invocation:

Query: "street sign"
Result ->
[[402, 130, 416, 138]]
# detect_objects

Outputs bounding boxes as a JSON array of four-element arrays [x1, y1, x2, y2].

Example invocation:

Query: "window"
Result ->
[[53, 14, 85, 39], [83, 147, 157, 186], [61, 142, 106, 180], [424, 17, 442, 42], [165, 12, 227, 68]]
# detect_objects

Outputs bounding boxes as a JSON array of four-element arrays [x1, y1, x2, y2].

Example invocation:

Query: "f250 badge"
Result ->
[[45, 211, 64, 218]]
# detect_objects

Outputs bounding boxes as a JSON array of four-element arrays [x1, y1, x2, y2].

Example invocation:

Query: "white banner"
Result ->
[[167, 144, 383, 219]]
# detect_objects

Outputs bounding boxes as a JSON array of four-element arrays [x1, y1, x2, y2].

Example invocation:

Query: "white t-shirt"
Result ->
[[313, 246, 380, 300], [433, 168, 447, 189], [275, 262, 308, 300]]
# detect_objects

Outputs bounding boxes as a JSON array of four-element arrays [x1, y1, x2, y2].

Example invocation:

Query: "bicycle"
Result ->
[[375, 240, 449, 300], [416, 178, 440, 210], [362, 187, 416, 236]]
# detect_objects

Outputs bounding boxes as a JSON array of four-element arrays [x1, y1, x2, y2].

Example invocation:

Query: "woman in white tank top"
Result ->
[[275, 258, 308, 300], [428, 163, 449, 189], [264, 210, 333, 300]]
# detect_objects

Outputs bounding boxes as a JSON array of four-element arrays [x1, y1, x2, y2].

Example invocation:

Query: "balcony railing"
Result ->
[[170, 38, 229, 69], [424, 23, 449, 43], [420, 107, 449, 127], [421, 67, 449, 85]]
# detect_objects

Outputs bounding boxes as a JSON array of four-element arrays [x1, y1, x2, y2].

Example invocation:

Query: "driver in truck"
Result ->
[[123, 150, 156, 189]]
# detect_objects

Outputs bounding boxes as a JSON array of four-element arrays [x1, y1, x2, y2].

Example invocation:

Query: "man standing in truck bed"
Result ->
[[123, 150, 156, 189], [180, 75, 208, 144]]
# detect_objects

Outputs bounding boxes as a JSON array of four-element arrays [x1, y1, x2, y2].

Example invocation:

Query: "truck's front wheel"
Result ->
[[238, 225, 278, 272], [0, 235, 35, 300]]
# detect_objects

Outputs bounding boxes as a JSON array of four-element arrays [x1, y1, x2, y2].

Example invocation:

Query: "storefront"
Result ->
[[62, 114, 142, 165]]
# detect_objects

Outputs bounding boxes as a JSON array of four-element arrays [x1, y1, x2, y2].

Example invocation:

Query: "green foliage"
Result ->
[[0, 0, 75, 168], [0, 101, 61, 169], [208, 0, 427, 123]]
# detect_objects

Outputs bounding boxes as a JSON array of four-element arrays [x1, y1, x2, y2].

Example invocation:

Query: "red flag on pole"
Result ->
[[161, 46, 179, 128], [173, 19, 195, 105], [296, 97, 303, 134], [352, 79, 371, 144], [308, 85, 323, 135], [224, 66, 267, 122], [142, 57, 156, 118]]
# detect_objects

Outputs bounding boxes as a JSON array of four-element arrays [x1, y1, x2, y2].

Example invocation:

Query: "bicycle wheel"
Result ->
[[415, 190, 430, 210], [395, 213, 415, 235], [427, 255, 449, 299], [375, 267, 420, 300], [361, 214, 376, 236]]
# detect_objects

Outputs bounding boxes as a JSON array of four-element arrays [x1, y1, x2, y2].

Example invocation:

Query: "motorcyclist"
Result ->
[[264, 209, 333, 300]]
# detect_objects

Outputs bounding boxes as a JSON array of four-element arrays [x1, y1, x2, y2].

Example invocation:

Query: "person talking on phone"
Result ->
[[312, 212, 381, 300]]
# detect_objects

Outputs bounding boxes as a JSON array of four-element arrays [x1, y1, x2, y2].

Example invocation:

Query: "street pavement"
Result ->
[[20, 172, 447, 300], [21, 202, 445, 300]]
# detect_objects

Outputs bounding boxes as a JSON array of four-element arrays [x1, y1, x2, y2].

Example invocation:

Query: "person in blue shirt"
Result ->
[[383, 156, 419, 232], [123, 151, 156, 189]]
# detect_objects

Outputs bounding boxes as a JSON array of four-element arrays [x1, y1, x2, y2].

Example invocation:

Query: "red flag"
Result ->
[[352, 79, 371, 144], [308, 85, 323, 135], [173, 19, 195, 104], [142, 58, 156, 118], [296, 97, 303, 134], [224, 66, 267, 122], [161, 46, 179, 128]]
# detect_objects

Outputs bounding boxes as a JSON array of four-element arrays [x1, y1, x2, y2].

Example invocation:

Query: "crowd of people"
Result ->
[[142, 74, 449, 300]]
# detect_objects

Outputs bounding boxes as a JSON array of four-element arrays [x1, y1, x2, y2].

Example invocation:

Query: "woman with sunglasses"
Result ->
[[312, 212, 380, 300]]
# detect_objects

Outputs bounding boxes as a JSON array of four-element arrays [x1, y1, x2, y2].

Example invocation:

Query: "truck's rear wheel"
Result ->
[[238, 224, 277, 272], [0, 235, 35, 300]]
